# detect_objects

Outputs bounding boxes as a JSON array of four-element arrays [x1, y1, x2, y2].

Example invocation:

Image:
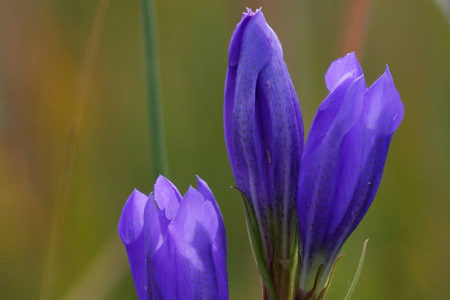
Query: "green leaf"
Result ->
[[232, 186, 277, 300], [343, 239, 369, 300]]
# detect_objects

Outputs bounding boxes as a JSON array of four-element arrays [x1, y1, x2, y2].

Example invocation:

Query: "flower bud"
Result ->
[[118, 175, 228, 300], [297, 53, 404, 293], [224, 8, 304, 298]]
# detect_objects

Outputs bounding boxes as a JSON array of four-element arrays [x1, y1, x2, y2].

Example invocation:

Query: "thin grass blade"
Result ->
[[344, 239, 369, 300]]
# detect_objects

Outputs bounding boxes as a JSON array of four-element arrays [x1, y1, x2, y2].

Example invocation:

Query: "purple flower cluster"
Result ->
[[118, 8, 403, 300], [224, 8, 403, 297]]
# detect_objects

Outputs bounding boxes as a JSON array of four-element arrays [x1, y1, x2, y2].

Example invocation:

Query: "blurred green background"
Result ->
[[0, 0, 449, 299]]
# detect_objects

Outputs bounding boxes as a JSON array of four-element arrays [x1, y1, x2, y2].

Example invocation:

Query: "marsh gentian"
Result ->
[[118, 175, 228, 300], [224, 8, 304, 298], [297, 53, 404, 295]]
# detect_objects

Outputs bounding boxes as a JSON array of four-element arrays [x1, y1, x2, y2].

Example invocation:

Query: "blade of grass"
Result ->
[[39, 1, 111, 299], [140, 0, 168, 177], [343, 239, 369, 300]]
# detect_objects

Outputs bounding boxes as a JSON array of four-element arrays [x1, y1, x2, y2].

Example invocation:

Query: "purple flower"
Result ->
[[118, 175, 228, 300], [224, 8, 304, 297], [297, 53, 404, 292]]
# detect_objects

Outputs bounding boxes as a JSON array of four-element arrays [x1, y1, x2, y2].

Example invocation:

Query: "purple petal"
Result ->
[[196, 176, 225, 245], [298, 75, 366, 286], [150, 234, 187, 299], [327, 66, 404, 251], [301, 74, 362, 171], [143, 196, 171, 299], [152, 187, 226, 299], [143, 196, 169, 257], [118, 189, 150, 300], [196, 175, 228, 299], [172, 187, 218, 257], [154, 175, 182, 220], [364, 66, 404, 134], [324, 52, 363, 92]]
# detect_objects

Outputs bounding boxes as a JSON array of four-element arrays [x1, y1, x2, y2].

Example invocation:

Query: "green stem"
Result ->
[[139, 0, 169, 176]]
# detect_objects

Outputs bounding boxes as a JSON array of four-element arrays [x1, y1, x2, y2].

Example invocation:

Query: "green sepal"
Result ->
[[231, 186, 277, 299], [294, 264, 325, 300], [289, 231, 300, 300], [343, 239, 369, 300], [316, 254, 344, 299]]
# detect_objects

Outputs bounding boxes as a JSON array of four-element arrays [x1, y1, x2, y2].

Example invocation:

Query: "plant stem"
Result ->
[[139, 0, 169, 177]]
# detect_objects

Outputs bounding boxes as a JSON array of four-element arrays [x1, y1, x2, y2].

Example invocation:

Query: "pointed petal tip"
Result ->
[[155, 174, 169, 184], [130, 188, 144, 196], [325, 52, 363, 92], [195, 174, 207, 188], [118, 189, 149, 245], [341, 51, 358, 62], [365, 67, 404, 133], [155, 175, 180, 195], [384, 64, 392, 77], [154, 176, 182, 220], [185, 185, 197, 196], [195, 175, 220, 211]]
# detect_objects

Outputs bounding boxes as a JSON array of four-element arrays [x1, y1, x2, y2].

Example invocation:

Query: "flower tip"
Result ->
[[155, 174, 168, 183], [243, 7, 262, 17], [130, 187, 141, 195], [195, 174, 208, 189], [155, 174, 171, 190], [129, 188, 147, 200], [384, 64, 393, 80], [365, 66, 404, 133], [183, 185, 206, 204], [154, 174, 177, 193], [118, 189, 149, 244], [325, 51, 363, 91], [185, 185, 196, 194], [195, 174, 201, 182]]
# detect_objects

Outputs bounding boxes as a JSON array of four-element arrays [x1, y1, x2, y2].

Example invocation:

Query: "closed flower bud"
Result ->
[[224, 8, 304, 298], [297, 53, 404, 294], [118, 175, 228, 300]]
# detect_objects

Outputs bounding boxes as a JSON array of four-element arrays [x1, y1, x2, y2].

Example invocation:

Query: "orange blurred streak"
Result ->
[[0, 1, 80, 296], [39, 1, 111, 299], [340, 0, 373, 56]]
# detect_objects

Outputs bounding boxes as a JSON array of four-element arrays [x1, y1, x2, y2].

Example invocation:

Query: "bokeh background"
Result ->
[[1, 0, 449, 299]]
